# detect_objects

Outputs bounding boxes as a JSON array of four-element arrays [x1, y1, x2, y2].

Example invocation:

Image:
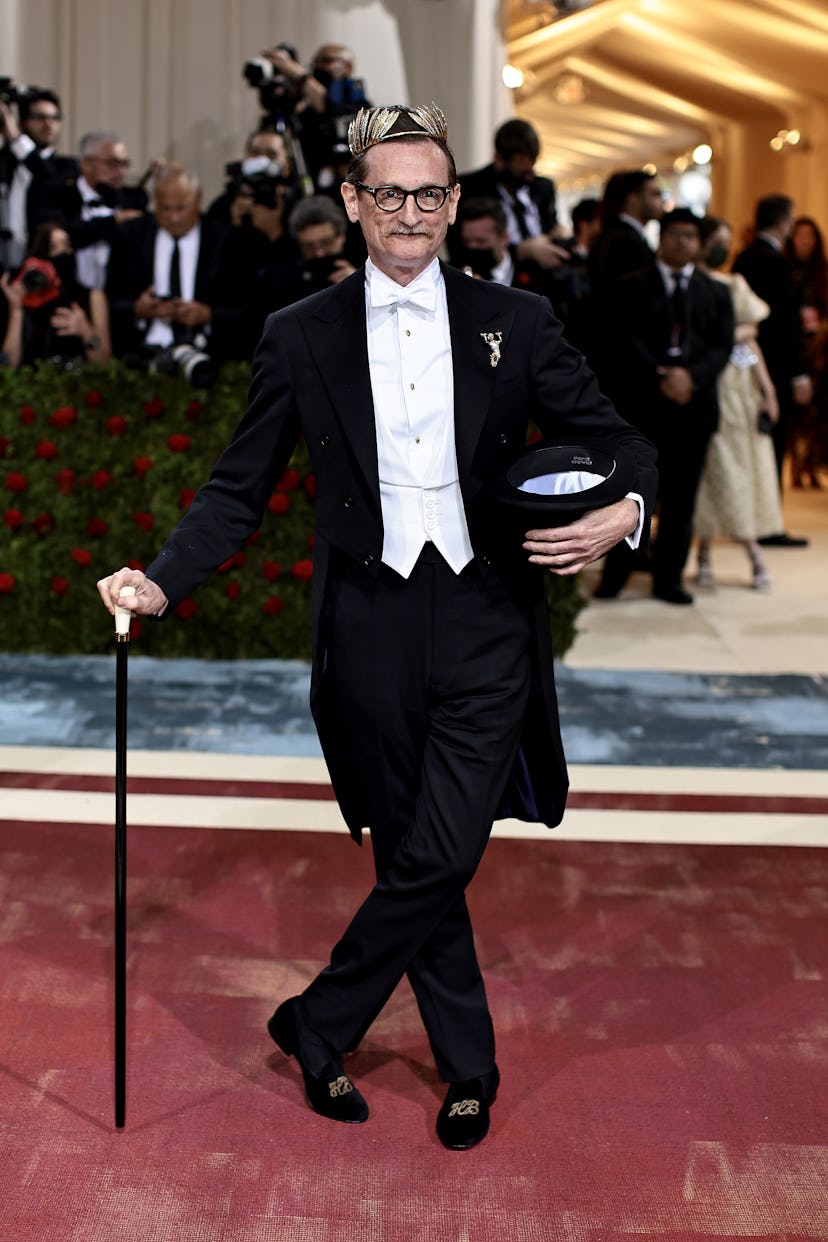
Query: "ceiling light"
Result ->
[[692, 143, 712, 165], [502, 64, 525, 90]]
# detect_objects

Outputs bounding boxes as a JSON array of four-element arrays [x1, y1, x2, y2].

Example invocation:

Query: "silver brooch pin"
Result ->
[[480, 331, 503, 368]]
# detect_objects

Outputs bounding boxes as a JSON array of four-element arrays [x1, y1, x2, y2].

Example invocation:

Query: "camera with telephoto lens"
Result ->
[[123, 341, 217, 389], [242, 43, 303, 120], [0, 77, 32, 109]]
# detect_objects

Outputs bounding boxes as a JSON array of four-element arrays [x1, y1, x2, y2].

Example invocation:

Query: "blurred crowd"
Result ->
[[1, 53, 824, 599]]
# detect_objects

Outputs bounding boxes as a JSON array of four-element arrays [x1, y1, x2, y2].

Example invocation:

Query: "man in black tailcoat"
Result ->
[[98, 104, 657, 1150]]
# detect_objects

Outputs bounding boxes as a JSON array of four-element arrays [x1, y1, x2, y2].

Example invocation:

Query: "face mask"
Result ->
[[499, 169, 531, 190], [242, 155, 283, 180], [705, 242, 729, 269]]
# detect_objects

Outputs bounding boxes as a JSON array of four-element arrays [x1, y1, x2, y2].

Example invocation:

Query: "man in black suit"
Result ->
[[586, 168, 663, 383], [105, 161, 247, 362], [35, 131, 148, 289], [595, 208, 732, 604], [98, 104, 657, 1150], [456, 119, 564, 271], [0, 88, 76, 271], [732, 194, 812, 547]]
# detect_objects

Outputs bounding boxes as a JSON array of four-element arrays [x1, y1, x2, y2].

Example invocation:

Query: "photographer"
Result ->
[[35, 130, 148, 290], [0, 220, 110, 368], [243, 43, 370, 189], [273, 194, 357, 308], [0, 86, 76, 271], [206, 126, 295, 228]]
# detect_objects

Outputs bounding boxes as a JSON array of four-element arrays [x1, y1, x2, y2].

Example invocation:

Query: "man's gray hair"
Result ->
[[78, 131, 121, 159], [288, 194, 347, 240], [155, 161, 201, 195]]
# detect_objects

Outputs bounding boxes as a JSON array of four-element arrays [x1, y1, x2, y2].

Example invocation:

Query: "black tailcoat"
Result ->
[[147, 263, 657, 839]]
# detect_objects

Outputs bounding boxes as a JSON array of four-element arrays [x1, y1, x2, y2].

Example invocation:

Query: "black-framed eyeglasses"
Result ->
[[354, 182, 452, 213]]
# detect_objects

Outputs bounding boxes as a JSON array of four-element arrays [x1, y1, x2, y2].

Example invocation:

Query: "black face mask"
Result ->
[[50, 253, 78, 290], [302, 255, 337, 284], [704, 242, 729, 270], [457, 246, 498, 280], [93, 182, 119, 208]]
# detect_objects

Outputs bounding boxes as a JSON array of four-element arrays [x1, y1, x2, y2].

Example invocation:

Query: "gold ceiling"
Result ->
[[505, 0, 828, 222]]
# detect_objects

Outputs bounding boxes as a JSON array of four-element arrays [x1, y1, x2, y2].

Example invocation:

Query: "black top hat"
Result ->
[[487, 436, 636, 527]]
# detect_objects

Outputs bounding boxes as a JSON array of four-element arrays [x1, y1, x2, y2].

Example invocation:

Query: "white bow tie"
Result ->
[[369, 280, 436, 313]]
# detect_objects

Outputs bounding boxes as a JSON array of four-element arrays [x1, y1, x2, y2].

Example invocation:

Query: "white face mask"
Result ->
[[241, 156, 283, 179]]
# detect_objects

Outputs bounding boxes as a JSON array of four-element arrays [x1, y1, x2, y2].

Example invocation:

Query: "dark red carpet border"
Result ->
[[1, 819, 826, 1241], [3, 769, 828, 815]]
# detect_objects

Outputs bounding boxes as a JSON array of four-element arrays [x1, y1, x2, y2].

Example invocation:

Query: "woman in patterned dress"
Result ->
[[693, 217, 783, 591]]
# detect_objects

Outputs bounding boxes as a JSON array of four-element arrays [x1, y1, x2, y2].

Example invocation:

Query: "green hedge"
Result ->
[[0, 362, 584, 659]]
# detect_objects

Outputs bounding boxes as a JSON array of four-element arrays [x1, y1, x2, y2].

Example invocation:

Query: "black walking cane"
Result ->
[[113, 584, 135, 1128]]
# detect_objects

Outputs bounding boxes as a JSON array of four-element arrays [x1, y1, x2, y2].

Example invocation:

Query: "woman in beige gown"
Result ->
[[693, 217, 783, 590]]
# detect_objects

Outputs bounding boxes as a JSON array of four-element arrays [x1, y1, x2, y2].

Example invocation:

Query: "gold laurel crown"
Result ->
[[347, 103, 448, 156]]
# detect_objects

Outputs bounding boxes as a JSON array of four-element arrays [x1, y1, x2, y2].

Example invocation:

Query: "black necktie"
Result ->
[[169, 239, 182, 299], [509, 192, 531, 240], [670, 272, 686, 356]]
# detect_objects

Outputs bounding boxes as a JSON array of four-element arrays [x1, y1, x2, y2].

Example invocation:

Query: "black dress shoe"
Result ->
[[436, 1066, 500, 1150], [652, 583, 694, 605], [757, 532, 809, 548], [268, 998, 369, 1124]]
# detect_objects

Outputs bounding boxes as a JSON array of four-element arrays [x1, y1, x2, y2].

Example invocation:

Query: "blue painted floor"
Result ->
[[2, 654, 827, 770]]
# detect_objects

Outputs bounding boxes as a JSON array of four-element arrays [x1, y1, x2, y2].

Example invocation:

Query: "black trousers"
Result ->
[[296, 545, 532, 1082]]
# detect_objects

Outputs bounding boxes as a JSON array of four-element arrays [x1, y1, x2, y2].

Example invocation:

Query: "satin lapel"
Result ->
[[302, 268, 380, 505], [443, 263, 516, 482]]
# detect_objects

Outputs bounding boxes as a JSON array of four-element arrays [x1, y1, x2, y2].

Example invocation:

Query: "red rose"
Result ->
[[262, 560, 281, 582], [232, 550, 246, 568], [167, 433, 192, 453], [5, 472, 28, 493], [516, 270, 532, 286], [527, 430, 542, 444], [304, 473, 316, 499], [90, 470, 112, 490], [179, 488, 197, 509], [175, 599, 199, 619], [49, 405, 77, 429], [142, 396, 165, 418], [87, 518, 108, 537], [185, 400, 203, 421], [0, 436, 11, 457], [54, 468, 76, 495], [132, 457, 154, 479], [262, 595, 285, 616], [268, 493, 290, 515], [51, 576, 69, 596], [0, 573, 16, 594], [244, 530, 262, 546], [225, 581, 241, 601], [277, 468, 301, 492], [3, 508, 24, 529], [19, 404, 36, 424], [35, 440, 58, 460], [106, 416, 128, 436], [307, 534, 315, 551], [70, 548, 93, 566], [132, 512, 154, 533], [126, 560, 145, 572], [83, 390, 104, 409], [291, 559, 313, 580], [31, 513, 56, 537]]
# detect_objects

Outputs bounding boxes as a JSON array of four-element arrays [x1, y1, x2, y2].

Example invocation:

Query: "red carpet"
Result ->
[[1, 820, 826, 1241]]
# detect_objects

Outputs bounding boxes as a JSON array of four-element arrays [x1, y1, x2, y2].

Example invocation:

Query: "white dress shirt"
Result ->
[[75, 175, 113, 290], [365, 256, 474, 578], [4, 135, 51, 269], [145, 222, 201, 349]]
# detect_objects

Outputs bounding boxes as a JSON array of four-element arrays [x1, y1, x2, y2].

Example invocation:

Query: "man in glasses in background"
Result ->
[[35, 130, 150, 289], [0, 87, 76, 272], [98, 104, 656, 1150]]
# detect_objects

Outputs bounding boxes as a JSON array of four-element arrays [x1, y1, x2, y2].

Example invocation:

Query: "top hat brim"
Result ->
[[487, 436, 636, 527]]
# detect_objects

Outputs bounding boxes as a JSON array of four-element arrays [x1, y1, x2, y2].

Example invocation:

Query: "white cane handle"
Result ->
[[114, 585, 136, 635]]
